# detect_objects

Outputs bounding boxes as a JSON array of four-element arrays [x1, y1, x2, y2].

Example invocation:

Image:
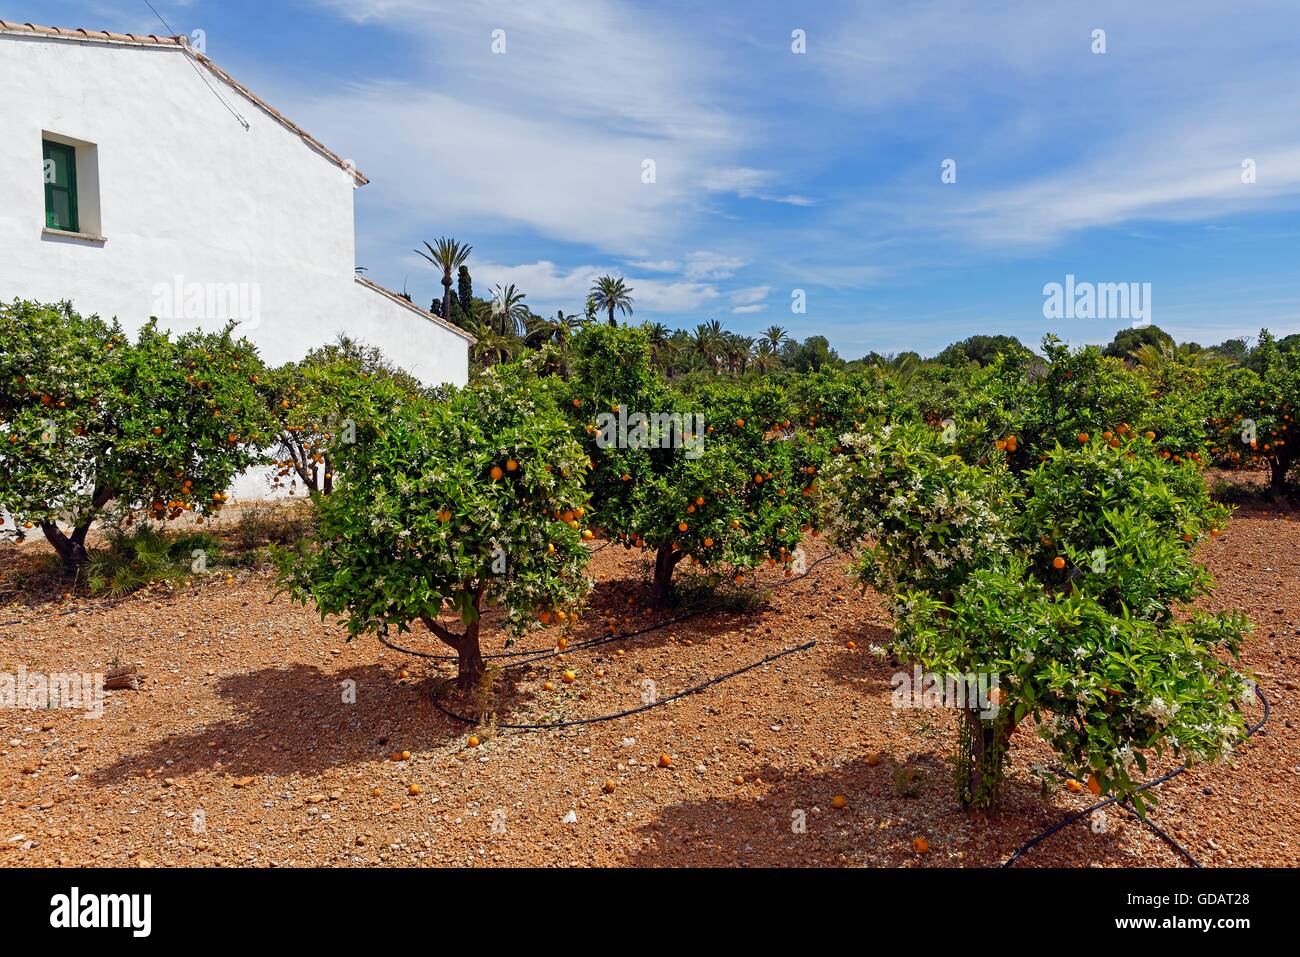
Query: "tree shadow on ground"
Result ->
[[628, 752, 1181, 868], [88, 662, 464, 786]]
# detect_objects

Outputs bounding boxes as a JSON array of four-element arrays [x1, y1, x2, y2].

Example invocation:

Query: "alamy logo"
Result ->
[[150, 275, 262, 330], [1, 667, 103, 718], [1043, 274, 1151, 327], [594, 407, 705, 459], [891, 666, 1001, 719], [50, 887, 151, 937]]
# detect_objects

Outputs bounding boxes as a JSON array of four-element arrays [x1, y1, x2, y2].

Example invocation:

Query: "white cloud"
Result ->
[[295, 0, 750, 256], [684, 251, 749, 281], [702, 167, 815, 206], [731, 304, 767, 315], [730, 285, 771, 306]]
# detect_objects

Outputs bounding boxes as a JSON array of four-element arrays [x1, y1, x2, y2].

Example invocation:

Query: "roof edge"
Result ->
[[355, 275, 478, 345]]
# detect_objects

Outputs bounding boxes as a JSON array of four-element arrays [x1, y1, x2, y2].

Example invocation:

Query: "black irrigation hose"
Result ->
[[431, 640, 816, 731], [377, 551, 840, 669], [1001, 684, 1271, 868]]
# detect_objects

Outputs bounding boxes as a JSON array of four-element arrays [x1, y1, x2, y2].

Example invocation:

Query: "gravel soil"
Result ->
[[1, 490, 1296, 868]]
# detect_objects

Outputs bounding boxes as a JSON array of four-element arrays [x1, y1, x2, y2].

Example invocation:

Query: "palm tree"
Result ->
[[590, 275, 635, 327], [414, 237, 472, 324], [719, 334, 753, 374], [752, 341, 778, 375], [521, 309, 575, 348], [762, 325, 789, 351], [489, 283, 530, 336], [641, 321, 670, 367], [1131, 341, 1230, 370], [472, 324, 519, 368], [691, 320, 725, 372]]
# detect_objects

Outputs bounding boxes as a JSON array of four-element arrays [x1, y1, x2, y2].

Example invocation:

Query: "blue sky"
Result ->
[[21, 0, 1300, 357]]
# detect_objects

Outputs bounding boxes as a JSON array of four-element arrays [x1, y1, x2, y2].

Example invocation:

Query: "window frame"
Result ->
[[43, 139, 79, 233]]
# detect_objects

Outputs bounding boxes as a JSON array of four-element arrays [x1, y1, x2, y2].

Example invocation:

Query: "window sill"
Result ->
[[42, 227, 106, 244]]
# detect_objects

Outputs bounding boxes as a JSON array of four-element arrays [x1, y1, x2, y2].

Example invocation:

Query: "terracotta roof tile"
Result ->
[[0, 20, 367, 184]]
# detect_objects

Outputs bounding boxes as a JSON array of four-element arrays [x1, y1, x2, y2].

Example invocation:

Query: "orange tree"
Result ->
[[276, 359, 592, 689], [958, 336, 1153, 464], [823, 420, 1252, 811], [260, 336, 426, 495], [0, 300, 269, 569], [566, 325, 813, 606], [1206, 331, 1298, 490]]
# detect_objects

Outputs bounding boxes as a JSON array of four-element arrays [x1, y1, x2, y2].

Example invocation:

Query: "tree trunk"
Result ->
[[422, 593, 486, 691], [443, 271, 454, 329], [456, 619, 485, 691], [322, 455, 334, 495], [39, 486, 108, 571], [41, 520, 89, 570], [1271, 456, 1291, 492], [957, 705, 1012, 812], [650, 541, 683, 608], [608, 303, 617, 328]]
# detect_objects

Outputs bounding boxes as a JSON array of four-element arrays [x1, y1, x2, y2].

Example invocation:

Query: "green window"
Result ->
[[43, 140, 79, 232]]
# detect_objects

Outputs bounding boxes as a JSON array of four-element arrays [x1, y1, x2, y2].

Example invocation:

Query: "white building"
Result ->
[[0, 21, 472, 388]]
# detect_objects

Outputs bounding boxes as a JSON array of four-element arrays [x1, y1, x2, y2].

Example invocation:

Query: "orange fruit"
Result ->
[[542, 681, 555, 692], [735, 418, 746, 427], [846, 640, 857, 650], [1052, 556, 1065, 570], [678, 522, 688, 532], [734, 775, 745, 785], [912, 837, 929, 854], [703, 537, 714, 547], [1077, 433, 1089, 444], [658, 753, 673, 768], [372, 786, 382, 797], [603, 780, 616, 794], [1087, 774, 1102, 796], [562, 670, 576, 684], [1065, 779, 1083, 793], [468, 735, 480, 747], [506, 458, 518, 472], [408, 783, 422, 796], [490, 465, 504, 481], [831, 794, 847, 809], [557, 637, 569, 650]]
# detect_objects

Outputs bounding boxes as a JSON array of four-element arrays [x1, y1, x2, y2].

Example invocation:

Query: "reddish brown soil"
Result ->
[[1, 495, 1296, 868]]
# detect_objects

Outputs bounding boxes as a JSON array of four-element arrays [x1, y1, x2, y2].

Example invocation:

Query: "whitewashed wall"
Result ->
[[0, 34, 469, 388]]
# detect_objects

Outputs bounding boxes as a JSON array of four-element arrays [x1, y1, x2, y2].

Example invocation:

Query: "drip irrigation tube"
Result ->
[[431, 640, 816, 731]]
